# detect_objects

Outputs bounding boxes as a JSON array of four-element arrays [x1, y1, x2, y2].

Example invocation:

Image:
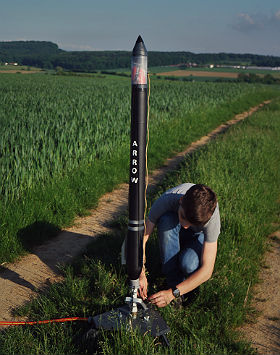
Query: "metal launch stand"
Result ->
[[90, 280, 170, 345], [88, 280, 170, 346]]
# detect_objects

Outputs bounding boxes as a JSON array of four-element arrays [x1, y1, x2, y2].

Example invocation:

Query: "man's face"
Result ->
[[178, 202, 192, 229]]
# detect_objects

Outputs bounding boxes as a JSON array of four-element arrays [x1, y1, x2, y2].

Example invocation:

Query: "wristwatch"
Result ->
[[172, 287, 180, 299]]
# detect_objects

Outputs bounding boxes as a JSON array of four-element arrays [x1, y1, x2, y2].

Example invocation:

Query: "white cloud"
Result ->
[[239, 13, 255, 25], [232, 9, 280, 33], [271, 10, 280, 23], [232, 12, 263, 32]]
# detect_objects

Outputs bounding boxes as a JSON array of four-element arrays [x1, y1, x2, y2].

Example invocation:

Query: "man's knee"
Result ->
[[157, 212, 179, 233], [157, 212, 181, 268], [179, 248, 200, 275]]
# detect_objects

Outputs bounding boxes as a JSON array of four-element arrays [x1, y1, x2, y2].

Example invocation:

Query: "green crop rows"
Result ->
[[0, 73, 279, 263], [0, 74, 264, 202]]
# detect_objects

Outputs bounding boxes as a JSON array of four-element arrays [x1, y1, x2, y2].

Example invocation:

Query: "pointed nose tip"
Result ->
[[136, 35, 143, 43], [132, 35, 147, 56]]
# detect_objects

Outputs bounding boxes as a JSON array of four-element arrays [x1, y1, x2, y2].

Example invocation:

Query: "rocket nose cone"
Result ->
[[132, 35, 147, 56], [136, 35, 143, 44]]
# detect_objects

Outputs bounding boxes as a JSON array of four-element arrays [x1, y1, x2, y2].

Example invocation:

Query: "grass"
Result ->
[[1, 74, 279, 264], [0, 96, 279, 354]]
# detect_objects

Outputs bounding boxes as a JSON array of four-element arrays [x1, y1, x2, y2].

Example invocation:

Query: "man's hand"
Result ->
[[148, 289, 174, 308], [139, 271, 148, 300]]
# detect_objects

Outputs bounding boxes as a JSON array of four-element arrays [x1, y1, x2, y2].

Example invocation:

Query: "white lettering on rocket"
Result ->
[[131, 140, 138, 184]]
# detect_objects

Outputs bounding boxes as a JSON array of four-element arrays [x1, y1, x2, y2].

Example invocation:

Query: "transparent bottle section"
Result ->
[[131, 56, 147, 85]]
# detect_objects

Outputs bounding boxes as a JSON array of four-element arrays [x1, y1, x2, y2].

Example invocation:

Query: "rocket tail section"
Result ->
[[126, 228, 144, 280]]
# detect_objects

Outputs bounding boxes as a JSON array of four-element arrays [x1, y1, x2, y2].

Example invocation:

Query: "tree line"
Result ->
[[1, 41, 280, 71]]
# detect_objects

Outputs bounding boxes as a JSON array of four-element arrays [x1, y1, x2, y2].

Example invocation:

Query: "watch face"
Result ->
[[173, 288, 180, 298]]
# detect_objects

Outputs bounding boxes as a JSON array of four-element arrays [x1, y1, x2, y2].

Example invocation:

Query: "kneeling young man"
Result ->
[[139, 183, 220, 307]]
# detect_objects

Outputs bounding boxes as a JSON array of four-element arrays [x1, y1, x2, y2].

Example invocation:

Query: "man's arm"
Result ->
[[177, 240, 217, 295], [148, 240, 218, 307]]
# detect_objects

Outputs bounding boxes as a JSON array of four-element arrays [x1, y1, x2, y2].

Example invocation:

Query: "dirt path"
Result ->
[[239, 230, 280, 354], [0, 70, 42, 74], [158, 70, 239, 78], [1, 100, 278, 353]]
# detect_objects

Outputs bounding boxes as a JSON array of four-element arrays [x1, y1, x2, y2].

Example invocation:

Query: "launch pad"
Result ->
[[89, 279, 170, 345], [90, 303, 170, 345]]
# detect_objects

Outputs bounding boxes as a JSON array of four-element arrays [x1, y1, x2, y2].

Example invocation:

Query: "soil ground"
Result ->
[[0, 100, 279, 353], [0, 70, 42, 74], [158, 70, 240, 78], [239, 230, 280, 354], [157, 69, 279, 79]]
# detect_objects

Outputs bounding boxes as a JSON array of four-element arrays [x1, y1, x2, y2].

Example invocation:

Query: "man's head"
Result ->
[[179, 184, 217, 227]]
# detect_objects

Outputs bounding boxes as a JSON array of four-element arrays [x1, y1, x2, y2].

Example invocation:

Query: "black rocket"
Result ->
[[89, 38, 169, 341], [126, 35, 148, 283]]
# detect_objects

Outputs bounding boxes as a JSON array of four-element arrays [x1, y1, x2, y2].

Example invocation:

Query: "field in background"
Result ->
[[1, 74, 277, 202], [0, 73, 279, 264], [0, 97, 279, 355], [153, 66, 280, 82], [0, 64, 43, 74], [158, 70, 239, 78]]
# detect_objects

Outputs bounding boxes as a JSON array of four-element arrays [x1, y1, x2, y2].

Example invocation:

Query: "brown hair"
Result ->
[[181, 184, 217, 226]]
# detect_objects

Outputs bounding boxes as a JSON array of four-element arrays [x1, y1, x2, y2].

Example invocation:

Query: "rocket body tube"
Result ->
[[126, 36, 148, 281]]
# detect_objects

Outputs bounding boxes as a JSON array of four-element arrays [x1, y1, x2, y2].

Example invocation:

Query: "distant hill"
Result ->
[[0, 41, 61, 65], [1, 41, 280, 72]]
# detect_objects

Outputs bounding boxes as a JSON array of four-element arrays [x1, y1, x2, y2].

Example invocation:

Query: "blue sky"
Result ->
[[0, 0, 279, 56]]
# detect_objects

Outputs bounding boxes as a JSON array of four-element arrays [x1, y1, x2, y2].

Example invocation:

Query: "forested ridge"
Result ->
[[1, 40, 280, 71]]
